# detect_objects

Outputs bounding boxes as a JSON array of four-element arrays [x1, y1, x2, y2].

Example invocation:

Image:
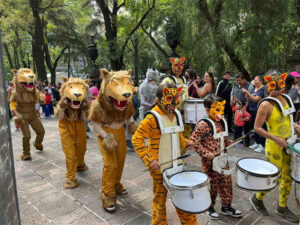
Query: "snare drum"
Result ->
[[291, 143, 300, 183], [236, 158, 279, 191], [163, 170, 211, 214], [184, 99, 207, 124]]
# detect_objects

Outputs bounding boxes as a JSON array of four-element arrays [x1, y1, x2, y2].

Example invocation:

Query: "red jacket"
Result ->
[[45, 94, 51, 105], [232, 106, 251, 126]]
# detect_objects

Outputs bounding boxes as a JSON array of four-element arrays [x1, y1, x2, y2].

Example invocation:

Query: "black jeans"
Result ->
[[234, 125, 244, 143]]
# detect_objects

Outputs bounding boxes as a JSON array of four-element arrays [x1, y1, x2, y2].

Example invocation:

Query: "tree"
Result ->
[[93, 0, 156, 70]]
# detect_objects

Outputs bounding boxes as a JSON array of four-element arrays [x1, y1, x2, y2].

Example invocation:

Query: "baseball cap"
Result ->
[[290, 71, 300, 78]]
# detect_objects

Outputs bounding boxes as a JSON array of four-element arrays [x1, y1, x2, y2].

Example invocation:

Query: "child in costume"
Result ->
[[232, 98, 251, 147], [132, 83, 198, 225], [250, 70, 300, 222], [10, 68, 45, 160], [44, 89, 51, 119], [188, 94, 242, 220], [55, 77, 90, 189]]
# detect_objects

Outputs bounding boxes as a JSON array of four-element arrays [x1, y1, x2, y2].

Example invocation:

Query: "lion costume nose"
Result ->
[[123, 93, 131, 98], [28, 75, 34, 79], [74, 93, 82, 97]]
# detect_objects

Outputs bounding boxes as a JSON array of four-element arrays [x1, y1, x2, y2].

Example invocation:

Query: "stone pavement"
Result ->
[[10, 117, 300, 225]]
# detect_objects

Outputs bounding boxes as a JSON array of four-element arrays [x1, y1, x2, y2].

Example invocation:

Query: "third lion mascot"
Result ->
[[89, 69, 137, 212]]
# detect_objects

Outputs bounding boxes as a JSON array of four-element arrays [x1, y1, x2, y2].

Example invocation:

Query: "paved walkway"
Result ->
[[11, 117, 300, 225]]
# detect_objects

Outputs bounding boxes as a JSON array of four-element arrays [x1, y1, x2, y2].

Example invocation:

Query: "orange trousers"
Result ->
[[59, 120, 87, 181], [97, 125, 127, 197], [150, 170, 198, 225]]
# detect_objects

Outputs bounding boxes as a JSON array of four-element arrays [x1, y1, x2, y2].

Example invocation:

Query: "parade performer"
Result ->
[[250, 70, 300, 222], [161, 57, 186, 109], [188, 94, 242, 220], [138, 68, 158, 121], [132, 83, 198, 225], [89, 69, 137, 212], [10, 68, 45, 160], [55, 77, 90, 189]]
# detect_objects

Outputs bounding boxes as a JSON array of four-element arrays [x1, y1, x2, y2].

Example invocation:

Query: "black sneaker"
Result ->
[[206, 207, 220, 220], [249, 194, 269, 216], [221, 205, 242, 217], [275, 205, 299, 222]]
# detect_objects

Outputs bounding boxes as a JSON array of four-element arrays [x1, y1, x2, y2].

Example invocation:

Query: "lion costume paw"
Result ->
[[13, 115, 24, 127], [128, 121, 138, 135], [103, 134, 118, 151]]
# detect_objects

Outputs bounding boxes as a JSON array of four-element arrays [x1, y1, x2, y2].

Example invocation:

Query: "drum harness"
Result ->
[[258, 94, 300, 207], [199, 118, 235, 176]]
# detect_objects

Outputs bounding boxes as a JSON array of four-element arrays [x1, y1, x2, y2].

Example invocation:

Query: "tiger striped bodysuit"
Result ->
[[132, 105, 197, 225]]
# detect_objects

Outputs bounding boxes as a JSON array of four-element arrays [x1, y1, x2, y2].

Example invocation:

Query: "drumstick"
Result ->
[[142, 153, 191, 172], [287, 144, 300, 154], [219, 130, 254, 153]]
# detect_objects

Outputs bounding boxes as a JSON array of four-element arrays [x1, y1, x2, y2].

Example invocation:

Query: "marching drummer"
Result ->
[[249, 70, 300, 222], [188, 94, 242, 220], [132, 82, 197, 225]]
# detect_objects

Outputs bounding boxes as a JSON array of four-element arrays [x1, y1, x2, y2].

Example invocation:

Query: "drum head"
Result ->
[[169, 171, 207, 187], [237, 158, 279, 176], [184, 99, 204, 103], [294, 143, 300, 153]]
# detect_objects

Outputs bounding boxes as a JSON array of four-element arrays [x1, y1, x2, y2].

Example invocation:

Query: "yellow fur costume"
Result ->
[[10, 68, 45, 160], [89, 69, 137, 212], [55, 77, 90, 189]]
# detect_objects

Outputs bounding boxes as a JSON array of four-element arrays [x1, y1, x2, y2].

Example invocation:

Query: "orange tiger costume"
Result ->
[[132, 105, 197, 225]]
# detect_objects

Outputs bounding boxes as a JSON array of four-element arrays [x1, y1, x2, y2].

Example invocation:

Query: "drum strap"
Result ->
[[200, 118, 228, 151], [258, 94, 296, 145]]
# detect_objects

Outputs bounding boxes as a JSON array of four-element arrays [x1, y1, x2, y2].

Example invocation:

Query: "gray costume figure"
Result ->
[[139, 69, 159, 121]]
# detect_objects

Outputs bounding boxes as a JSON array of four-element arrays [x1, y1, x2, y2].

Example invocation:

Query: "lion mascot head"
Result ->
[[10, 68, 39, 102], [89, 69, 135, 124], [55, 77, 90, 121]]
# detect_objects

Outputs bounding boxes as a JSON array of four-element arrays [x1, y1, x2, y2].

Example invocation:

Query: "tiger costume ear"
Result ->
[[281, 73, 288, 80], [180, 56, 185, 63], [264, 76, 272, 83], [170, 58, 175, 64], [177, 86, 183, 93], [221, 100, 226, 105]]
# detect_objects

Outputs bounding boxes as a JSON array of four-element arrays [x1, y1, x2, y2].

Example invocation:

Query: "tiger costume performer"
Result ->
[[132, 83, 197, 225], [10, 68, 45, 160], [55, 77, 90, 189]]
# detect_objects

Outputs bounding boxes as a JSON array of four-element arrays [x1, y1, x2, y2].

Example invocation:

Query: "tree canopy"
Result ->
[[1, 0, 299, 83]]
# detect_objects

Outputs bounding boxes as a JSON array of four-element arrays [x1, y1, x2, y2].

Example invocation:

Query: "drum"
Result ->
[[236, 158, 279, 191], [183, 99, 207, 124], [291, 143, 300, 183], [163, 170, 211, 214]]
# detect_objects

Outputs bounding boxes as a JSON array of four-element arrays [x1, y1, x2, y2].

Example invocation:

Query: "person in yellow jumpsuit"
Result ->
[[132, 83, 198, 225], [250, 70, 300, 223], [55, 77, 90, 189]]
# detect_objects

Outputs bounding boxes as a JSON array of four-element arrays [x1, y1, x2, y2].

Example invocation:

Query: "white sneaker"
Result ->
[[249, 143, 258, 149], [255, 144, 264, 153]]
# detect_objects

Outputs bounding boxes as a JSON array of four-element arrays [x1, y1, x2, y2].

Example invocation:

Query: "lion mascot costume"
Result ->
[[55, 77, 90, 189], [89, 69, 137, 212], [10, 68, 45, 160]]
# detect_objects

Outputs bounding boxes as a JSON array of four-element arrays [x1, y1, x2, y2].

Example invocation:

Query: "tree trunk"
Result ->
[[30, 0, 47, 81], [3, 43, 14, 69], [133, 35, 139, 85]]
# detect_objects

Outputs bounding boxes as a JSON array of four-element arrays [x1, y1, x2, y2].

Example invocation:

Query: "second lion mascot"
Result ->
[[55, 77, 90, 189], [89, 69, 137, 212]]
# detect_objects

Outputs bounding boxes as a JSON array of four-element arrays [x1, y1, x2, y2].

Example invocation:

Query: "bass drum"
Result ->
[[291, 143, 300, 183], [164, 170, 211, 214], [236, 158, 279, 191]]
